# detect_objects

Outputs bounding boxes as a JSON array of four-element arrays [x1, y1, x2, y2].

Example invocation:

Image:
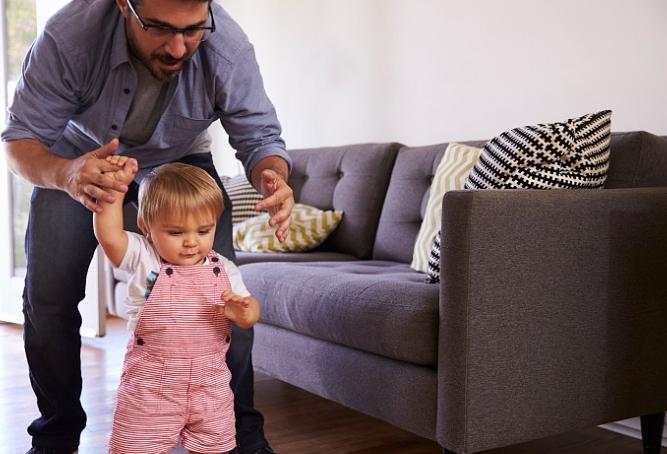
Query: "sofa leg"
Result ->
[[641, 411, 665, 454]]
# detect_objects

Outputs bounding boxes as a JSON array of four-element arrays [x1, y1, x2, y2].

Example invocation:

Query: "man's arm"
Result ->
[[250, 155, 289, 187], [2, 23, 131, 213], [3, 138, 130, 213], [212, 36, 294, 240]]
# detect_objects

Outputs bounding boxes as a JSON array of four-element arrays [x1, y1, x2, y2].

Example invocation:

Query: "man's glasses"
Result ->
[[126, 0, 216, 43]]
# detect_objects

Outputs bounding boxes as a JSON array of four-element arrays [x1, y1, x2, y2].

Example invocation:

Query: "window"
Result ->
[[0, 0, 106, 334], [5, 0, 37, 272]]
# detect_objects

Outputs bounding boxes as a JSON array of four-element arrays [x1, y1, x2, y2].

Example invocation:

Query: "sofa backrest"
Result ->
[[372, 131, 667, 264], [288, 142, 402, 259], [605, 131, 667, 188], [372, 140, 486, 263]]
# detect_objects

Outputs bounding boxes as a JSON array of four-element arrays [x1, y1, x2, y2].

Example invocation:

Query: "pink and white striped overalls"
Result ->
[[109, 252, 236, 454]]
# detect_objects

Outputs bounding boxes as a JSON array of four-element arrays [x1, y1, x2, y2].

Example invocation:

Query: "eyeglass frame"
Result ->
[[125, 0, 216, 42]]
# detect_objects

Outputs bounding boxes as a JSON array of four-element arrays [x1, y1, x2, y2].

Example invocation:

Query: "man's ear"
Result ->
[[116, 0, 129, 18]]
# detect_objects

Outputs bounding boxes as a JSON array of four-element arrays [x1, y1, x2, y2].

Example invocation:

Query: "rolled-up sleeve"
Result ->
[[2, 30, 81, 146], [216, 44, 291, 178]]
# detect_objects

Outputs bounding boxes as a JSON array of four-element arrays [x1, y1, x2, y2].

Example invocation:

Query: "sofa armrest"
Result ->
[[437, 188, 667, 453]]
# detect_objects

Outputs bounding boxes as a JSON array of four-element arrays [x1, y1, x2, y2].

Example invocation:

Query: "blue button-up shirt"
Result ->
[[1, 0, 290, 179]]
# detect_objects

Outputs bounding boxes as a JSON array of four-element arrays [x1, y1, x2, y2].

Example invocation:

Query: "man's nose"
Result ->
[[164, 32, 187, 60]]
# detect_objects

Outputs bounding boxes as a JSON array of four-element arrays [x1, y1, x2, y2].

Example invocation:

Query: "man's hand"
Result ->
[[61, 139, 132, 213], [215, 290, 260, 329], [255, 169, 294, 242]]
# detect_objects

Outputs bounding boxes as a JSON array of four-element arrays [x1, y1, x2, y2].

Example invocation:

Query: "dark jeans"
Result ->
[[23, 153, 268, 453]]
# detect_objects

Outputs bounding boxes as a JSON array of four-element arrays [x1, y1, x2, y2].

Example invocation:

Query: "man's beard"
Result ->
[[150, 53, 189, 80], [126, 28, 193, 81]]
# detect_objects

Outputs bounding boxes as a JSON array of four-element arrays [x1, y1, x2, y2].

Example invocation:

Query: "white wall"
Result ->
[[211, 0, 667, 173], [36, 0, 68, 30]]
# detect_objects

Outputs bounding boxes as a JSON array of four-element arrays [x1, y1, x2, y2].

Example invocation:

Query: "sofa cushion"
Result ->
[[241, 260, 440, 367], [286, 143, 402, 259]]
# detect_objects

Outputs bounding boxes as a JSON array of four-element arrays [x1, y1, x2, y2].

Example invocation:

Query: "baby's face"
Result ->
[[147, 210, 217, 266]]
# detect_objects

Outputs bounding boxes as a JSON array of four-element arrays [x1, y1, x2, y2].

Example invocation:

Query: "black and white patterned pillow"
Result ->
[[221, 174, 263, 225], [465, 110, 612, 190], [426, 230, 442, 283], [426, 110, 612, 283]]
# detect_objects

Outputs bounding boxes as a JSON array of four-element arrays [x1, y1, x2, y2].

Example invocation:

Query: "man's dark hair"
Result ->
[[133, 0, 211, 6]]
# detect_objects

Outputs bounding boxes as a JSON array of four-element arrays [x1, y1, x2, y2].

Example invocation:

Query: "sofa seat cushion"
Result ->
[[241, 260, 439, 367]]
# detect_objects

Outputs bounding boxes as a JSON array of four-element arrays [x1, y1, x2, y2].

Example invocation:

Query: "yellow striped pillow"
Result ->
[[411, 143, 481, 273], [233, 203, 344, 252]]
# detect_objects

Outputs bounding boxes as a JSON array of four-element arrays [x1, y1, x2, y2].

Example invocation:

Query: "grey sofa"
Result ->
[[104, 132, 667, 452], [237, 131, 667, 453]]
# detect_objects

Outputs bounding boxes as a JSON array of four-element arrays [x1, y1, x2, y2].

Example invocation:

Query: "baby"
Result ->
[[94, 156, 259, 454]]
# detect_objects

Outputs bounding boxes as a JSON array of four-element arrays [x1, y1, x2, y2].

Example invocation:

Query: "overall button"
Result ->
[[136, 338, 145, 345], [213, 266, 220, 276], [165, 268, 173, 276], [211, 257, 219, 262], [225, 336, 231, 343]]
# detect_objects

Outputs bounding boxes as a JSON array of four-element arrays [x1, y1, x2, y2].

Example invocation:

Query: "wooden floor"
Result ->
[[0, 316, 646, 453]]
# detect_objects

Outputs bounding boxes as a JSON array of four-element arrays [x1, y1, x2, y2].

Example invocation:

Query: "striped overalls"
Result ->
[[109, 253, 236, 454]]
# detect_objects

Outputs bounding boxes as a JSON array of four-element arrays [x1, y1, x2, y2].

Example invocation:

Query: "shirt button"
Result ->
[[123, 88, 130, 94], [111, 124, 118, 130]]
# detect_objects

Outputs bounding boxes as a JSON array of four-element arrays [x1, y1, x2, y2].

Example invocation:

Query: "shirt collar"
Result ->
[[110, 14, 131, 70]]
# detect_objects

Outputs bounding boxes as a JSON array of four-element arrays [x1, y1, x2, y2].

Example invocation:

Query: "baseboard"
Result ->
[[599, 417, 667, 447]]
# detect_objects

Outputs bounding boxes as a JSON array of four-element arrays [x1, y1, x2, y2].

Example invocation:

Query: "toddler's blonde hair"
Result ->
[[138, 163, 224, 228]]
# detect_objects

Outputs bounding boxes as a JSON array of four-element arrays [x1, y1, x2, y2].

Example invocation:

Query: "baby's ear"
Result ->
[[137, 218, 151, 241]]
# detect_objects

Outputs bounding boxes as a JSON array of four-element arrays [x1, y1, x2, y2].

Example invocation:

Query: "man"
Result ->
[[1, 0, 292, 453]]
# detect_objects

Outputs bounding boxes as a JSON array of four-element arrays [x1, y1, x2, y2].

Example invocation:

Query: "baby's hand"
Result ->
[[215, 290, 259, 329], [104, 155, 138, 186]]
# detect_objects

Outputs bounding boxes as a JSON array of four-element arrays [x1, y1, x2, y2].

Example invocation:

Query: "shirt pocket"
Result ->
[[161, 114, 215, 145]]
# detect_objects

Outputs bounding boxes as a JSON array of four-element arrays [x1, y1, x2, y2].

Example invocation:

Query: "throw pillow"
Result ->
[[221, 174, 264, 224], [233, 203, 344, 252], [426, 230, 442, 284], [465, 109, 612, 190], [411, 143, 481, 273], [426, 109, 612, 283]]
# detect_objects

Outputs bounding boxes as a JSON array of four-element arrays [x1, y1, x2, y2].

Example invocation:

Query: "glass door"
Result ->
[[0, 0, 36, 324], [0, 0, 106, 336]]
